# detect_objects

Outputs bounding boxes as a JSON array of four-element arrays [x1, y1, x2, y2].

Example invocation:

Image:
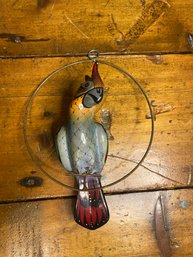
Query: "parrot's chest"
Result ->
[[56, 101, 108, 175], [67, 119, 100, 174]]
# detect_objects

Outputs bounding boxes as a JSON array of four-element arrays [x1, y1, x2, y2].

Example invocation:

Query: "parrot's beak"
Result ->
[[82, 87, 103, 108]]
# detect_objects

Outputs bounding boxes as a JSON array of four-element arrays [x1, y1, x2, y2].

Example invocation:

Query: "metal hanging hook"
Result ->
[[87, 49, 100, 62]]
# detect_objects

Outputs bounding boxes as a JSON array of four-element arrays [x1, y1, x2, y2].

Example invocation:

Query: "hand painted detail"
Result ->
[[56, 63, 109, 230], [75, 176, 109, 229]]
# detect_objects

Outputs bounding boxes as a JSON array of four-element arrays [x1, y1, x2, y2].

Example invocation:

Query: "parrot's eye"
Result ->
[[76, 81, 94, 98], [80, 81, 94, 89], [84, 82, 90, 88]]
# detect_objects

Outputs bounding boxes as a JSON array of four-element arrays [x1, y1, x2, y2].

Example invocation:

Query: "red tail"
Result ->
[[74, 176, 109, 230]]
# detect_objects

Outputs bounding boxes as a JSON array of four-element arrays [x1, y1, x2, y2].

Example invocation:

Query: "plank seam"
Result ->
[[0, 51, 193, 60], [0, 185, 193, 205]]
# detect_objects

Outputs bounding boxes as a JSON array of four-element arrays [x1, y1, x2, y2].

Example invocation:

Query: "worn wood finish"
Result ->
[[0, 189, 192, 256], [0, 54, 193, 202], [0, 0, 193, 57], [0, 1, 192, 255]]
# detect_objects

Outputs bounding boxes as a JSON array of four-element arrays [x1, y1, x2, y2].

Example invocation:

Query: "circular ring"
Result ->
[[24, 58, 154, 192]]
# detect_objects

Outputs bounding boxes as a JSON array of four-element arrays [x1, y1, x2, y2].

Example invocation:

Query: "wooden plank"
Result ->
[[0, 54, 193, 201], [0, 0, 193, 56], [0, 189, 193, 256], [1, 54, 193, 98]]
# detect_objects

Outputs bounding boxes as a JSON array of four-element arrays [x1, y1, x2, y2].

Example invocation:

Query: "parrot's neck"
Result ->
[[69, 96, 96, 121]]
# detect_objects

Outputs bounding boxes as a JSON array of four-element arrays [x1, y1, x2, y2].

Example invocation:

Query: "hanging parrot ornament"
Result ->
[[56, 62, 109, 230]]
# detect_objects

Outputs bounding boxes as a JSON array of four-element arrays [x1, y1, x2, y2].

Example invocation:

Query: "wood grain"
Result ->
[[0, 54, 193, 202], [0, 1, 192, 254], [0, 0, 193, 56], [0, 189, 192, 256]]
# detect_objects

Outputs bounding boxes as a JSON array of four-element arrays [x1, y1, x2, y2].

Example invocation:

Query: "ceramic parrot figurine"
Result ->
[[56, 62, 109, 230]]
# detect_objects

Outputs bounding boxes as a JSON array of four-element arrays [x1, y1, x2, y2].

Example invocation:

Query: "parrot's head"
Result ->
[[76, 62, 104, 108]]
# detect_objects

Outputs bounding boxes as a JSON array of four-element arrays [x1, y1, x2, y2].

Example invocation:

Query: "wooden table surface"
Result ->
[[0, 0, 193, 256]]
